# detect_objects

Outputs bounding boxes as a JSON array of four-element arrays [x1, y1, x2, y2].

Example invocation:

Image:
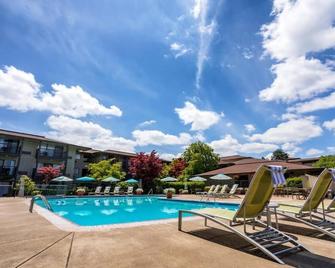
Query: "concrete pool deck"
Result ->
[[1, 196, 335, 268]]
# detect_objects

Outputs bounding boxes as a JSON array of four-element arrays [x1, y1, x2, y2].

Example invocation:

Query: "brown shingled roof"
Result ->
[[199, 161, 319, 176]]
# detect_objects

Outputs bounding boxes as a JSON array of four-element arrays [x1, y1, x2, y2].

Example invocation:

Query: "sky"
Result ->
[[0, 0, 335, 160]]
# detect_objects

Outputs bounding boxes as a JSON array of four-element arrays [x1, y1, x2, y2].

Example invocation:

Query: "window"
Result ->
[[0, 159, 16, 176], [0, 138, 19, 154], [39, 143, 64, 157]]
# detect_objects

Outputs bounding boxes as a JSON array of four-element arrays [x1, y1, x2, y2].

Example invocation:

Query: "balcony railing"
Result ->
[[37, 149, 67, 160], [0, 143, 21, 156]]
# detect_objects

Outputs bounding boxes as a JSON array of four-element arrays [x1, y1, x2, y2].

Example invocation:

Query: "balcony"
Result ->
[[0, 166, 17, 180], [37, 149, 68, 160], [0, 143, 21, 156]]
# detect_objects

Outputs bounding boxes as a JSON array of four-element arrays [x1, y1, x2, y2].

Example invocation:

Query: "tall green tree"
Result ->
[[88, 160, 126, 180], [182, 141, 219, 177], [313, 155, 335, 168], [271, 149, 289, 161]]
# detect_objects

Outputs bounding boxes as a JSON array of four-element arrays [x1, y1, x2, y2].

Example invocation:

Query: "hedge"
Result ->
[[286, 177, 303, 188], [161, 181, 205, 193]]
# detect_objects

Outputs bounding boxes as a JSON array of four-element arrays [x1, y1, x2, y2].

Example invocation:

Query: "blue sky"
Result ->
[[0, 0, 335, 160]]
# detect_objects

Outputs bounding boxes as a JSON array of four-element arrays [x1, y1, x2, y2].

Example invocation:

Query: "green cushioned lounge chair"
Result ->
[[276, 168, 335, 239], [178, 165, 308, 265]]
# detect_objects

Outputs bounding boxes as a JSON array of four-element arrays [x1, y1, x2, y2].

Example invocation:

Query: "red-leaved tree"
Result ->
[[169, 158, 187, 178], [37, 165, 62, 183], [129, 151, 162, 192]]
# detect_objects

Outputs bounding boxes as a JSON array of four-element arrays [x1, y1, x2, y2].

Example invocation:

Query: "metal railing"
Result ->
[[147, 188, 153, 195], [29, 194, 53, 212]]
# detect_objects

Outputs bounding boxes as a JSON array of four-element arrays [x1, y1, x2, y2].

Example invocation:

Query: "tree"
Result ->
[[129, 150, 162, 192], [271, 149, 289, 161], [313, 155, 335, 168], [37, 165, 61, 183], [159, 163, 171, 178], [182, 142, 219, 177], [169, 158, 187, 178], [88, 160, 125, 180]]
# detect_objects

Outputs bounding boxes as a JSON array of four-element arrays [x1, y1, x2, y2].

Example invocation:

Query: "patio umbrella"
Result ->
[[126, 178, 138, 184], [51, 176, 73, 182], [102, 176, 120, 183], [189, 176, 207, 182], [161, 176, 178, 182], [76, 176, 96, 182], [210, 174, 232, 180]]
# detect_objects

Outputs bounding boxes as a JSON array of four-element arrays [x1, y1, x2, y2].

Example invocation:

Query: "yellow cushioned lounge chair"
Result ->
[[276, 168, 335, 239], [178, 165, 308, 265]]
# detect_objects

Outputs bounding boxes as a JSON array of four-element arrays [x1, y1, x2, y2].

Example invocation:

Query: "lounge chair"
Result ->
[[178, 165, 308, 265], [197, 185, 215, 198], [275, 168, 335, 239], [223, 183, 239, 198], [214, 184, 228, 199], [112, 186, 120, 195], [126, 186, 134, 195], [204, 185, 221, 200], [89, 186, 102, 195], [103, 186, 111, 195]]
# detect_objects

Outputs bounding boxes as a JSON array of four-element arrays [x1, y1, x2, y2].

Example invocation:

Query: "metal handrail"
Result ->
[[29, 194, 53, 213], [147, 188, 153, 195]]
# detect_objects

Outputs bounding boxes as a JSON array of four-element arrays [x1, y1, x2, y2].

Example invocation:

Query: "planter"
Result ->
[[77, 191, 85, 196], [166, 191, 173, 199], [136, 188, 144, 195]]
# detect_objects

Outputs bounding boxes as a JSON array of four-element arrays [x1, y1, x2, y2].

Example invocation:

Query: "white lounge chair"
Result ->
[[126, 186, 134, 195], [103, 186, 111, 195], [112, 186, 120, 195]]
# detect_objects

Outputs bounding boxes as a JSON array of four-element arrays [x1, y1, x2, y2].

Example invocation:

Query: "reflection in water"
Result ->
[[113, 199, 120, 206], [127, 199, 133, 206], [101, 209, 118, 215], [125, 208, 136, 213], [57, 211, 68, 216], [103, 199, 110, 206], [94, 200, 101, 206], [75, 201, 87, 206], [161, 207, 178, 214], [75, 210, 92, 216]]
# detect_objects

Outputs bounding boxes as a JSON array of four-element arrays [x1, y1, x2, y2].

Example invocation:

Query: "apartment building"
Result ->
[[0, 129, 87, 183]]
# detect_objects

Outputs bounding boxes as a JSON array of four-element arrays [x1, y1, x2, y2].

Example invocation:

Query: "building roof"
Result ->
[[219, 155, 252, 165], [199, 161, 319, 176], [80, 149, 136, 157], [288, 157, 320, 163], [0, 128, 89, 149]]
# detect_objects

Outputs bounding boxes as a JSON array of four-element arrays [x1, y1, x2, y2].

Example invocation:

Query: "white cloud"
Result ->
[[244, 124, 256, 133], [281, 142, 302, 156], [159, 153, 181, 161], [244, 98, 251, 103], [170, 42, 191, 58], [323, 119, 335, 133], [289, 91, 335, 114], [261, 0, 335, 60], [193, 0, 219, 89], [46, 115, 136, 152], [242, 48, 254, 60], [305, 148, 324, 156], [249, 117, 323, 144], [209, 134, 278, 156], [0, 66, 122, 118], [226, 122, 233, 127], [175, 101, 222, 131], [138, 120, 156, 127], [327, 146, 335, 153], [132, 130, 193, 146], [259, 57, 335, 102]]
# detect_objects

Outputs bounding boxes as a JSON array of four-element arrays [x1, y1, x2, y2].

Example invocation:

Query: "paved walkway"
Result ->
[[1, 197, 335, 268]]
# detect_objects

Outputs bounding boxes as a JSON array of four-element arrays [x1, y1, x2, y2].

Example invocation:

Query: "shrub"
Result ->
[[160, 181, 205, 193], [204, 186, 212, 192], [163, 188, 176, 194], [286, 177, 303, 188], [17, 175, 36, 196]]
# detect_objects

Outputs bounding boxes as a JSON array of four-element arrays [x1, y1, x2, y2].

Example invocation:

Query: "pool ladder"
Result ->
[[147, 188, 153, 195], [29, 194, 53, 213]]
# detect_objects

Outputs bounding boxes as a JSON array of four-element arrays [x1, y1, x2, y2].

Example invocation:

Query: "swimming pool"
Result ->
[[35, 196, 239, 227]]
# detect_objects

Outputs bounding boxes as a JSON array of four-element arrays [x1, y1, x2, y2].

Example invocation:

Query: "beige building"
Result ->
[[0, 129, 87, 184]]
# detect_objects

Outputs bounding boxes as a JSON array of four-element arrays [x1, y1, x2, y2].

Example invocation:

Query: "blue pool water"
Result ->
[[36, 196, 239, 226]]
